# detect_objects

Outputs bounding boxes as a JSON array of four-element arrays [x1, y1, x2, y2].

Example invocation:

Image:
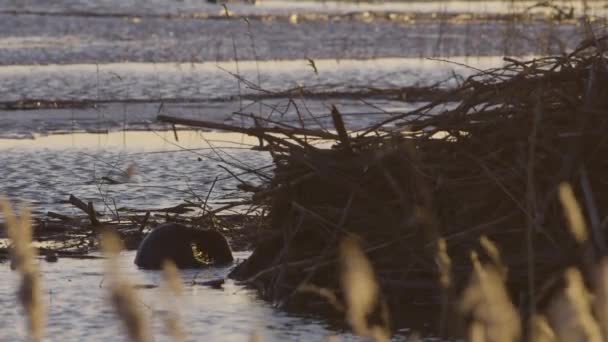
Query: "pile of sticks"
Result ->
[[159, 36, 608, 328]]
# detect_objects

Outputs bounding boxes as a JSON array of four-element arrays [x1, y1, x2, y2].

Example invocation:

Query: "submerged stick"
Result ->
[[331, 105, 352, 154]]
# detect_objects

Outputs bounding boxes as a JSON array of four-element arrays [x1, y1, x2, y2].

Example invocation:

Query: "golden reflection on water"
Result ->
[[0, 56, 513, 75], [0, 130, 261, 150]]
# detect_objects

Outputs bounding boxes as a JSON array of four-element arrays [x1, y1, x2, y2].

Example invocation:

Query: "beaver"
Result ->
[[134, 223, 233, 269]]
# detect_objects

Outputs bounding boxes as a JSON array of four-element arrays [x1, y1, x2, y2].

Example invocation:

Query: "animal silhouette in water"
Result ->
[[134, 223, 233, 269]]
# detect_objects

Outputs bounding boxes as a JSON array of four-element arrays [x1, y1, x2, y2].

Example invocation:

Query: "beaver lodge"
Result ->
[[156, 35, 608, 338]]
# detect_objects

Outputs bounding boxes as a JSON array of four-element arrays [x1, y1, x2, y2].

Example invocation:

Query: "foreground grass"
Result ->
[[3, 184, 608, 341]]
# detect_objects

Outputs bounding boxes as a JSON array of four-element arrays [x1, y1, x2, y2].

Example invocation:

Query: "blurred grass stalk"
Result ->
[[1, 199, 45, 342], [426, 181, 608, 342], [162, 260, 185, 342], [101, 231, 151, 342], [548, 182, 605, 342], [453, 182, 608, 341], [340, 236, 390, 342]]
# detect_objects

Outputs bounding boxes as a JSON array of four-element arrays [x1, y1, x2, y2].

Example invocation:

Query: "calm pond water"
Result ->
[[0, 250, 369, 341], [0, 131, 271, 215], [0, 0, 603, 64], [0, 0, 604, 340]]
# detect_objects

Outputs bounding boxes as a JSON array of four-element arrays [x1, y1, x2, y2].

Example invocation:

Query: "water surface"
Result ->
[[0, 0, 601, 64], [0, 251, 364, 341], [0, 131, 272, 215]]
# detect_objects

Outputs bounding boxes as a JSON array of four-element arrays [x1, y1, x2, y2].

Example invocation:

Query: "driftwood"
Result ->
[[68, 194, 100, 226], [157, 115, 338, 140], [46, 211, 73, 222]]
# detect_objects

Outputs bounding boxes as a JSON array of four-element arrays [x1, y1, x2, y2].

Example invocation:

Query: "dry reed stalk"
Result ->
[[249, 331, 264, 342], [101, 231, 150, 342], [592, 258, 608, 340], [546, 268, 602, 342], [544, 181, 605, 341], [339, 237, 390, 342], [436, 238, 451, 289], [530, 315, 557, 342], [161, 260, 185, 342], [459, 251, 521, 342], [436, 237, 452, 338], [479, 235, 507, 279], [162, 260, 183, 296], [558, 183, 588, 244], [1, 199, 45, 342]]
